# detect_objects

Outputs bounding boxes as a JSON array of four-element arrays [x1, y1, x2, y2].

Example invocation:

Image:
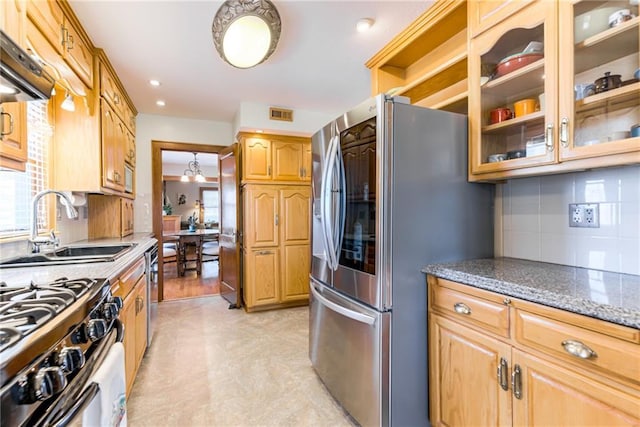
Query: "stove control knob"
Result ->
[[103, 302, 119, 320], [71, 323, 89, 344], [110, 296, 123, 310], [34, 367, 67, 400], [87, 319, 108, 342], [58, 347, 85, 374]]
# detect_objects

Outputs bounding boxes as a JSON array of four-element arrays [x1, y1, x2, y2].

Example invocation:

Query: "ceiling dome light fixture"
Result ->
[[181, 152, 206, 183], [212, 0, 282, 69]]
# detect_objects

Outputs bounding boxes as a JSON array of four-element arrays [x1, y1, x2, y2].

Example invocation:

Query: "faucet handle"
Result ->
[[49, 229, 59, 247]]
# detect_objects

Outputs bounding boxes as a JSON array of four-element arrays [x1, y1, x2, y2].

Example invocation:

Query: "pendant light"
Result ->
[[181, 152, 206, 182]]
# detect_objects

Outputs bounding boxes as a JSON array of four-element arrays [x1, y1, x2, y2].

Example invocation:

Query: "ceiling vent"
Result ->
[[269, 107, 293, 122]]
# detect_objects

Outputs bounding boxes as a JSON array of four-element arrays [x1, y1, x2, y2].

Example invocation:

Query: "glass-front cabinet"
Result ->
[[468, 0, 639, 181], [559, 0, 639, 161]]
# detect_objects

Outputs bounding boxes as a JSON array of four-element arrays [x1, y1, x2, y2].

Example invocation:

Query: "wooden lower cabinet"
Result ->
[[427, 276, 640, 426], [244, 248, 280, 307], [281, 244, 310, 302], [112, 257, 147, 397], [429, 314, 511, 426]]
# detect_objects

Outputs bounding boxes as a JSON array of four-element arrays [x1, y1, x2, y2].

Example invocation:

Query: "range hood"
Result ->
[[1, 30, 54, 103]]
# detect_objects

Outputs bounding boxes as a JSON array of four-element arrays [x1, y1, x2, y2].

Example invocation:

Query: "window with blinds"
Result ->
[[0, 101, 51, 238], [200, 188, 219, 224]]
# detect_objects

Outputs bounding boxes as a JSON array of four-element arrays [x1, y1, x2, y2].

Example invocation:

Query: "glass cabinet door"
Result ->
[[469, 1, 558, 176], [559, 0, 640, 160]]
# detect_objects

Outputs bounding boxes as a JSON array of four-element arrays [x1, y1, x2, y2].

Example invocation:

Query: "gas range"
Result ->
[[0, 277, 123, 426]]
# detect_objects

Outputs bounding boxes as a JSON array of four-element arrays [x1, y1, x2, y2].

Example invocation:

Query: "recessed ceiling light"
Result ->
[[255, 129, 264, 133], [356, 18, 375, 32], [156, 100, 166, 107], [149, 79, 161, 87]]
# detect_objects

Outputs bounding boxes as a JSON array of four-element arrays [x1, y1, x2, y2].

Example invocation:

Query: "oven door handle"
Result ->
[[51, 382, 100, 427]]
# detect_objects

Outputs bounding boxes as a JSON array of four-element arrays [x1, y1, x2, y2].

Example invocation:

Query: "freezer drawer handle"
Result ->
[[453, 302, 471, 315], [311, 285, 375, 325]]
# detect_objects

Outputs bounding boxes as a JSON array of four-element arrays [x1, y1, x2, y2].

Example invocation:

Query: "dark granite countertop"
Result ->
[[422, 257, 640, 329]]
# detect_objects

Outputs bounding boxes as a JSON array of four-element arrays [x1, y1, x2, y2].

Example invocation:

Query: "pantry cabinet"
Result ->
[[242, 184, 311, 311], [0, 103, 28, 172], [239, 132, 311, 183], [427, 276, 640, 426], [468, 0, 640, 181]]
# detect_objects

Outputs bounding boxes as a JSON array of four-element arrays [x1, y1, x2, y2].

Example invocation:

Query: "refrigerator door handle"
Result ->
[[322, 134, 340, 270], [335, 144, 346, 268], [310, 283, 376, 326]]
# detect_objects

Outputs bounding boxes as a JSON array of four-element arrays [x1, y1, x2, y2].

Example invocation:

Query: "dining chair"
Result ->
[[201, 237, 219, 264]]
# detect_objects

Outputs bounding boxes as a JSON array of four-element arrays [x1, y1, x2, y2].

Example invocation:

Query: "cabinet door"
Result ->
[[512, 349, 640, 426], [302, 143, 311, 181], [26, 0, 64, 55], [468, 0, 534, 38], [243, 138, 271, 180], [134, 278, 147, 369], [125, 130, 136, 166], [61, 18, 93, 89], [558, 1, 640, 162], [244, 248, 279, 307], [0, 103, 28, 170], [468, 1, 558, 179], [2, 0, 27, 47], [280, 186, 310, 245], [101, 100, 125, 192], [120, 198, 134, 237], [281, 244, 309, 302], [244, 185, 278, 247], [121, 290, 137, 395], [429, 314, 512, 427], [272, 141, 303, 181]]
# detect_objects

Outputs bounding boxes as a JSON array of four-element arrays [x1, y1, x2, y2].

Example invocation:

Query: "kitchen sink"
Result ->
[[0, 243, 137, 268]]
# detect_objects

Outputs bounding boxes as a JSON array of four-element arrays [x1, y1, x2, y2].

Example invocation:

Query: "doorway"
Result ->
[[151, 141, 227, 302]]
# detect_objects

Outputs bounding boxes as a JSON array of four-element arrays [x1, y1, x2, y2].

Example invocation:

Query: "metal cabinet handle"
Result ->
[[267, 165, 271, 176], [561, 340, 597, 359], [511, 364, 522, 399], [453, 302, 471, 315], [257, 250, 273, 255], [67, 33, 74, 50], [275, 214, 279, 226], [560, 118, 569, 148], [0, 111, 13, 137], [300, 167, 304, 177], [114, 93, 120, 105], [498, 357, 509, 391], [114, 171, 120, 183], [546, 123, 554, 151]]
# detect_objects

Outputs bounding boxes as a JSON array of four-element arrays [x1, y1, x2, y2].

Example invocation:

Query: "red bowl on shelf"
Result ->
[[494, 53, 544, 78]]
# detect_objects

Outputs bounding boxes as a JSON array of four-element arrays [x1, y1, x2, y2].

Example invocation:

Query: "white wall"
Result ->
[[134, 114, 233, 233], [496, 165, 640, 275], [233, 101, 336, 137]]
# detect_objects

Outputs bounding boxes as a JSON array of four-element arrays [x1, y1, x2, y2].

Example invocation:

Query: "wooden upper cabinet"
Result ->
[[2, 0, 27, 47], [26, 0, 93, 92], [365, 0, 468, 113], [243, 137, 271, 180], [239, 132, 311, 183], [468, 0, 534, 38], [272, 140, 304, 181], [0, 103, 28, 172], [101, 99, 125, 192]]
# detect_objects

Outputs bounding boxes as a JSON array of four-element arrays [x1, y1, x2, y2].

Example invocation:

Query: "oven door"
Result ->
[[34, 320, 125, 427]]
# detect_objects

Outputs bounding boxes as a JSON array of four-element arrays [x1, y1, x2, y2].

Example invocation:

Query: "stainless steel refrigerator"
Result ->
[[309, 94, 494, 427]]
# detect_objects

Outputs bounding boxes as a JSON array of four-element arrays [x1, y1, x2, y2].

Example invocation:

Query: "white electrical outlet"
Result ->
[[569, 203, 600, 228]]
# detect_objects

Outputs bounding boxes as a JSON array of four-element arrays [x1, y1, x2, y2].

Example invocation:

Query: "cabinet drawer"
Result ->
[[515, 309, 640, 385], [100, 63, 125, 119], [431, 282, 509, 337], [119, 257, 145, 298]]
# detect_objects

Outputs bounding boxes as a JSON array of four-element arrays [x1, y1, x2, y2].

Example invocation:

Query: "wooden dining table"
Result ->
[[162, 229, 219, 276]]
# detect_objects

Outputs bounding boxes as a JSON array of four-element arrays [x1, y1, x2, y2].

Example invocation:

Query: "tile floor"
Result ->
[[127, 296, 357, 426]]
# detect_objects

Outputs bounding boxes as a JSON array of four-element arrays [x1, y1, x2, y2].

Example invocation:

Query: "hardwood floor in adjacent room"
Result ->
[[163, 259, 220, 301]]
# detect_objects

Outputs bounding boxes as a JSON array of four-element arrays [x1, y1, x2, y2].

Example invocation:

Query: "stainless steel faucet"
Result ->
[[29, 190, 78, 253]]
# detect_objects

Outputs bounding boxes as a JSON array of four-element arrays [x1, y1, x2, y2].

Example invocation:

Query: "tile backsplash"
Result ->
[[499, 165, 640, 275]]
